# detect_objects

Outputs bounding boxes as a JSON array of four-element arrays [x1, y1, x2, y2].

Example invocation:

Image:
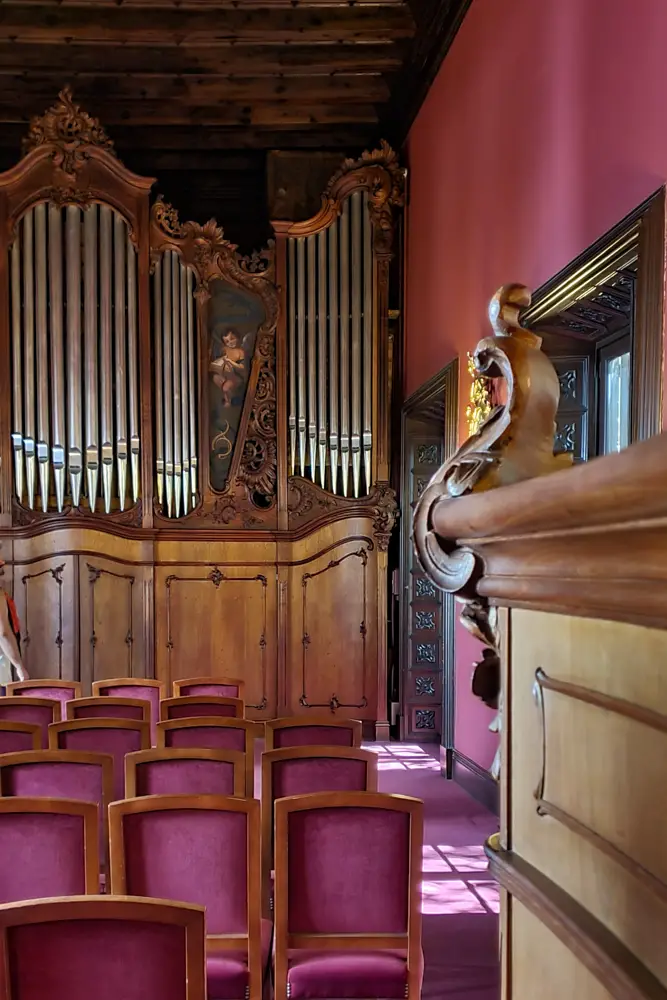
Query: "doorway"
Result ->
[[396, 361, 458, 761]]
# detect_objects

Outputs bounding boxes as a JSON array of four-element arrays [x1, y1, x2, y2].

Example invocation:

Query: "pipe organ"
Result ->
[[0, 90, 402, 734]]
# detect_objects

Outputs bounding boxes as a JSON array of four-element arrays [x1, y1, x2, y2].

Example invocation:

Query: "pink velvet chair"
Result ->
[[0, 797, 99, 902], [261, 747, 378, 915], [0, 895, 207, 1000], [93, 678, 166, 746], [273, 791, 423, 1000], [49, 718, 150, 803], [6, 680, 82, 721], [265, 716, 363, 751], [66, 696, 150, 725], [0, 749, 114, 882], [109, 794, 267, 1000], [156, 717, 262, 796], [0, 697, 59, 748], [125, 748, 246, 798], [173, 676, 245, 699], [0, 721, 41, 753], [160, 695, 244, 722]]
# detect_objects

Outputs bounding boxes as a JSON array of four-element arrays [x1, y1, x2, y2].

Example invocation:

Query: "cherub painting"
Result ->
[[207, 279, 265, 493]]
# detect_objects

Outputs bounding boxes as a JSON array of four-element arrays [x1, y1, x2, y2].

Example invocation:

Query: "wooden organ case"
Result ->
[[0, 90, 402, 733]]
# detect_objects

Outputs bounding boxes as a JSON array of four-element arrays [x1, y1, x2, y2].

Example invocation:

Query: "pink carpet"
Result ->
[[255, 740, 500, 999]]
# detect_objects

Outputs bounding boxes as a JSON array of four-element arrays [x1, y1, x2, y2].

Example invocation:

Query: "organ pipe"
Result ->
[[152, 250, 197, 518], [286, 190, 374, 497], [9, 200, 140, 515]]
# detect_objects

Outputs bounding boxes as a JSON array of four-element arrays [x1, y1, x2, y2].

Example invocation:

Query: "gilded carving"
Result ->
[[22, 86, 115, 177]]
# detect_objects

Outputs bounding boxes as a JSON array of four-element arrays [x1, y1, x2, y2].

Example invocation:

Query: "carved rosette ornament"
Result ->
[[150, 200, 279, 529], [22, 86, 115, 177], [413, 284, 573, 780]]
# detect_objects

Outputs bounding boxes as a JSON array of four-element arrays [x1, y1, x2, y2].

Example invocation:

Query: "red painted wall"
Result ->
[[405, 0, 667, 767]]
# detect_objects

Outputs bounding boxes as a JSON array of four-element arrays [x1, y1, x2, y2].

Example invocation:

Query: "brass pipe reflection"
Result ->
[[306, 235, 317, 481], [99, 206, 114, 514], [350, 191, 362, 498], [66, 207, 83, 508], [296, 238, 307, 477], [317, 230, 327, 489], [35, 204, 49, 512], [114, 213, 128, 511], [339, 200, 350, 497], [10, 238, 23, 503], [127, 235, 140, 505], [288, 238, 297, 477], [172, 251, 182, 518], [362, 192, 373, 495], [48, 205, 66, 513], [327, 221, 339, 494], [186, 266, 197, 506], [84, 204, 99, 510], [163, 250, 174, 517], [153, 258, 164, 508]]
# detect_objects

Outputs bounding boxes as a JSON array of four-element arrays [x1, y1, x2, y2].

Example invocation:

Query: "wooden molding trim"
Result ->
[[633, 187, 665, 441], [452, 750, 499, 816], [535, 669, 667, 736], [485, 840, 667, 1000]]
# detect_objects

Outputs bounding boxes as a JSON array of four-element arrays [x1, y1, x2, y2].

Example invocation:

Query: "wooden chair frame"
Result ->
[[264, 716, 363, 752], [0, 894, 207, 1000], [156, 717, 263, 797], [48, 718, 151, 750], [0, 697, 60, 744], [0, 795, 100, 892], [93, 678, 167, 699], [0, 749, 114, 876], [273, 791, 423, 1000], [172, 676, 245, 699], [159, 695, 245, 722], [0, 721, 41, 750], [109, 795, 262, 1000], [125, 748, 246, 798], [66, 696, 151, 724], [261, 746, 378, 914], [6, 680, 83, 698]]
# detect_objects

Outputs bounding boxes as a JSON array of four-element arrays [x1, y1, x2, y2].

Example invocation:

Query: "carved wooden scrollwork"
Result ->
[[287, 479, 398, 551], [413, 284, 573, 777], [22, 86, 116, 177], [150, 200, 279, 529]]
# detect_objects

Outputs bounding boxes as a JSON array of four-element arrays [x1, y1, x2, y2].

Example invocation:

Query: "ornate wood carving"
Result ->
[[150, 199, 279, 529], [22, 86, 116, 177], [12, 500, 143, 530], [299, 545, 371, 712], [287, 478, 398, 551], [164, 568, 269, 710], [87, 563, 135, 676]]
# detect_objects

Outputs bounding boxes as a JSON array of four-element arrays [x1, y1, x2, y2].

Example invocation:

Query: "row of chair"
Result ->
[[0, 790, 423, 1000]]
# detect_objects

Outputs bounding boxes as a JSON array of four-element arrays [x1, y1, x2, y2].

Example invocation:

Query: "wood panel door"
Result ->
[[11, 555, 77, 681], [154, 564, 277, 717], [78, 556, 152, 694]]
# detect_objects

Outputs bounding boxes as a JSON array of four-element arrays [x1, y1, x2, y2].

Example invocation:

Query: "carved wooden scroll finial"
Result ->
[[22, 86, 115, 177]]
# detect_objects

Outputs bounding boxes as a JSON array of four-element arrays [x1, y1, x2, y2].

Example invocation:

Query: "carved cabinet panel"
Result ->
[[11, 556, 77, 680], [285, 536, 377, 718], [78, 557, 151, 693], [154, 565, 277, 716]]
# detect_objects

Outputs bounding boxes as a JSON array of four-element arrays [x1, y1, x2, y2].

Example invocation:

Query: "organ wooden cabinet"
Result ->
[[414, 284, 667, 998], [0, 89, 403, 733]]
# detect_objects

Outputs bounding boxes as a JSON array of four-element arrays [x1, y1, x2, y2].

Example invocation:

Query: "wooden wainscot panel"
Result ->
[[510, 608, 667, 988], [11, 554, 76, 680], [154, 541, 278, 717], [78, 556, 151, 694], [281, 519, 378, 720]]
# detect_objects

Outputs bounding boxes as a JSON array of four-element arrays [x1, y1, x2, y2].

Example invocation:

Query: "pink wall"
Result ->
[[405, 0, 667, 766]]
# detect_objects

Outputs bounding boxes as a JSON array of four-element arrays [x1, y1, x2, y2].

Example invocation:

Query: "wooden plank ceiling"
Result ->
[[0, 0, 470, 246]]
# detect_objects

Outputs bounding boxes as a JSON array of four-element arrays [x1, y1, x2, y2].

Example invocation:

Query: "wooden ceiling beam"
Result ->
[[0, 5, 414, 44], [0, 99, 379, 126], [0, 41, 407, 75], [0, 73, 390, 104]]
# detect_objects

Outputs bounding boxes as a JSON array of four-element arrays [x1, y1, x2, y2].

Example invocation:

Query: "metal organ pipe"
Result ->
[[286, 191, 374, 498], [9, 201, 140, 516], [152, 251, 197, 518]]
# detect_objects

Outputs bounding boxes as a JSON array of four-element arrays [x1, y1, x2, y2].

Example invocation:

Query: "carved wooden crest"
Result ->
[[22, 86, 115, 178]]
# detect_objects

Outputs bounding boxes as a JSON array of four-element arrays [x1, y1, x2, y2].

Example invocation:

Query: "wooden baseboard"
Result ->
[[453, 750, 499, 815]]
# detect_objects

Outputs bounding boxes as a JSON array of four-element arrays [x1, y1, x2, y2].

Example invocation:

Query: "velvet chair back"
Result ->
[[0, 797, 99, 902], [125, 748, 245, 798], [49, 719, 150, 803], [0, 698, 59, 748], [6, 680, 82, 721], [92, 679, 165, 746], [159, 696, 244, 722], [109, 795, 263, 1000], [261, 747, 378, 913], [0, 895, 206, 1000], [173, 676, 245, 699], [0, 750, 114, 876], [156, 718, 262, 796], [265, 716, 363, 751], [0, 722, 41, 753], [66, 697, 150, 725], [273, 791, 423, 1000]]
